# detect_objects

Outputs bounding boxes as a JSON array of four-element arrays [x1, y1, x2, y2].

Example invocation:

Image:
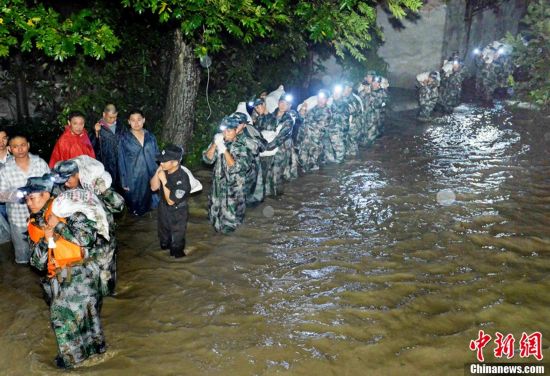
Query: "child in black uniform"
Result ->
[[150, 144, 190, 258]]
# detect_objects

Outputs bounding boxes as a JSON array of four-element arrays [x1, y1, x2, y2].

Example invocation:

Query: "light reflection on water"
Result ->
[[1, 103, 550, 375]]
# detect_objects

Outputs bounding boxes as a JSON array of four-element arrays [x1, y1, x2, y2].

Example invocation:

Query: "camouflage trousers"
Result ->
[[321, 130, 345, 164], [48, 263, 105, 368], [297, 130, 323, 172], [363, 111, 378, 145], [418, 97, 437, 121], [345, 118, 361, 157], [208, 178, 246, 234]]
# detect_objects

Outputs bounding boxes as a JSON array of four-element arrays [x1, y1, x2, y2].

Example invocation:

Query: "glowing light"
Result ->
[[497, 47, 506, 55], [248, 101, 254, 107], [437, 189, 456, 206], [318, 91, 327, 99], [283, 94, 293, 103], [219, 125, 227, 131], [262, 205, 275, 218], [473, 48, 481, 55], [333, 85, 343, 94]]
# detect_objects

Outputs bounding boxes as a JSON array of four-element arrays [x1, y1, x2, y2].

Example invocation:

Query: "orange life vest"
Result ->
[[27, 200, 84, 278]]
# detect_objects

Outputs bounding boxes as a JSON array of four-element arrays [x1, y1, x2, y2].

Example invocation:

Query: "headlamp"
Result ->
[[453, 60, 460, 65], [497, 47, 506, 55], [283, 94, 293, 103], [248, 101, 254, 107], [333, 85, 343, 94], [473, 48, 480, 55], [318, 91, 327, 99], [16, 190, 26, 199], [219, 125, 227, 132]]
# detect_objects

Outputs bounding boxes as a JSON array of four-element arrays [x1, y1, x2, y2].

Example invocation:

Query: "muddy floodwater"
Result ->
[[1, 102, 549, 375]]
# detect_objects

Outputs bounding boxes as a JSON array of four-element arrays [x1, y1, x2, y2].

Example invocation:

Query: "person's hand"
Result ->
[[94, 122, 101, 135], [44, 225, 54, 239], [214, 133, 227, 154], [157, 169, 167, 184], [94, 178, 107, 194], [47, 214, 60, 228], [299, 103, 307, 116]]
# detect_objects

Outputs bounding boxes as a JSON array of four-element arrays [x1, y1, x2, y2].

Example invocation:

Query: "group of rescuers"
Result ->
[[416, 40, 514, 121], [0, 39, 512, 367], [0, 69, 389, 368]]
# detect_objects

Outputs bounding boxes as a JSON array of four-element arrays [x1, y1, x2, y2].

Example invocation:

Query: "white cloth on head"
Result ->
[[71, 155, 112, 194], [265, 85, 284, 113], [52, 188, 110, 241]]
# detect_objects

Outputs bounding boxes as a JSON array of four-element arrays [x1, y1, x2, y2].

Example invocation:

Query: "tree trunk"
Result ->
[[13, 53, 30, 124], [162, 29, 201, 149]]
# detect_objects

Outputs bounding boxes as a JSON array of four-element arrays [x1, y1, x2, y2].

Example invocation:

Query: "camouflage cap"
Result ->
[[17, 173, 55, 196], [365, 70, 378, 77], [341, 80, 353, 88], [230, 112, 249, 124], [52, 160, 79, 184], [318, 89, 330, 98], [252, 98, 265, 107], [219, 116, 240, 131], [279, 93, 293, 103]]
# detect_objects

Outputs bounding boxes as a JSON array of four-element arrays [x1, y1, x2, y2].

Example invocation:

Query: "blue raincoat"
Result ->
[[117, 129, 159, 216]]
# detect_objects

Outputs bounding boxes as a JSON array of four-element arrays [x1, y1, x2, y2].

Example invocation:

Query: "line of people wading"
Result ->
[[417, 40, 514, 121], [0, 39, 511, 368]]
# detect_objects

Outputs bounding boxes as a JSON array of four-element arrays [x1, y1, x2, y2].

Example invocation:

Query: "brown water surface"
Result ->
[[1, 103, 549, 375]]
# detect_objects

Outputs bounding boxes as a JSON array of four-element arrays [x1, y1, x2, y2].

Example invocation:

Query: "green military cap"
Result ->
[[219, 116, 240, 131], [17, 173, 55, 197], [52, 160, 79, 184]]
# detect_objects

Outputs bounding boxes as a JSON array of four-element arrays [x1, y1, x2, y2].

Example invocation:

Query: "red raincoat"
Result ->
[[49, 126, 96, 168]]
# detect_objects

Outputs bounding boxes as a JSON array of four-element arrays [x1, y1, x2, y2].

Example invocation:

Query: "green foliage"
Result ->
[[505, 0, 550, 108], [0, 0, 119, 60]]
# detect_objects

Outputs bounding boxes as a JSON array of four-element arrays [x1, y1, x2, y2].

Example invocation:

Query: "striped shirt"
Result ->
[[0, 154, 50, 228]]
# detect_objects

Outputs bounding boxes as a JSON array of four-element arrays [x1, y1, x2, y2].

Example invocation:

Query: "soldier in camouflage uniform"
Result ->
[[231, 112, 265, 206], [417, 71, 440, 121], [52, 159, 124, 297], [438, 58, 466, 113], [357, 71, 376, 146], [297, 90, 332, 172], [322, 86, 347, 163], [23, 174, 107, 368], [369, 76, 388, 140], [475, 41, 513, 103], [261, 94, 297, 195], [203, 116, 250, 233], [343, 82, 363, 157]]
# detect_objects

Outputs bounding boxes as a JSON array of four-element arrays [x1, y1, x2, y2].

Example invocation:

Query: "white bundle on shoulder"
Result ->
[[52, 188, 110, 241], [259, 130, 279, 157], [416, 71, 430, 83], [298, 95, 317, 113], [381, 77, 389, 89], [234, 103, 252, 123], [181, 166, 202, 193], [442, 60, 454, 76], [72, 155, 112, 194], [265, 85, 285, 113]]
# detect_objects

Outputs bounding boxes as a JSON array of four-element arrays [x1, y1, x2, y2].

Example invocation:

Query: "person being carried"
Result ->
[[22, 174, 107, 368], [150, 144, 193, 258]]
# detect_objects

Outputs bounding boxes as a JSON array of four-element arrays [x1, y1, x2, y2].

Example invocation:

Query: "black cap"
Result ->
[[156, 144, 184, 163], [52, 160, 79, 184]]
